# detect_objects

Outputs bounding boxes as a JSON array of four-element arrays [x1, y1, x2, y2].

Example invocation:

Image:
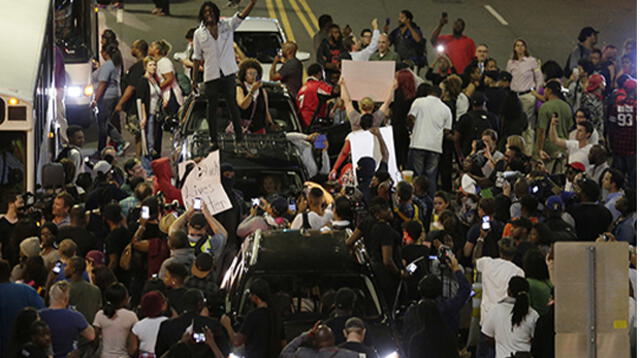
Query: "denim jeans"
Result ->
[[97, 97, 124, 150], [407, 148, 440, 196], [205, 74, 243, 145], [476, 332, 496, 358]]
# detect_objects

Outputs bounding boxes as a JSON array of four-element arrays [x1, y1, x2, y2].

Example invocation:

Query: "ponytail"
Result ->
[[103, 301, 117, 319], [105, 44, 123, 68], [509, 276, 530, 328], [103, 283, 128, 319]]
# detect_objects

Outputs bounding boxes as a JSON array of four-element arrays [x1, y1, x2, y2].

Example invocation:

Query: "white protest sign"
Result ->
[[181, 150, 232, 215], [341, 60, 395, 101], [348, 126, 400, 184]]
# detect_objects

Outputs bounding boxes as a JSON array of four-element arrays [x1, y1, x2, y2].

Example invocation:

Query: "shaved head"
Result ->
[[314, 325, 335, 348]]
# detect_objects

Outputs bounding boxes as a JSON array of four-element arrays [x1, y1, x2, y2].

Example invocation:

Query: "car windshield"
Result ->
[[55, 0, 94, 63], [238, 273, 383, 324], [235, 31, 282, 63], [235, 170, 302, 201], [185, 93, 299, 136]]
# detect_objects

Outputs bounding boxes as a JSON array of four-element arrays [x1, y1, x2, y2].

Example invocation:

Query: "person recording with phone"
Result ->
[[236, 195, 291, 240], [129, 197, 168, 285], [234, 59, 276, 134], [430, 12, 476, 75], [168, 199, 228, 265], [286, 132, 330, 181], [401, 252, 471, 354]]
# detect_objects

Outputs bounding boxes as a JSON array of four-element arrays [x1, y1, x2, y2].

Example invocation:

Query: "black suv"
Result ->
[[220, 229, 401, 357]]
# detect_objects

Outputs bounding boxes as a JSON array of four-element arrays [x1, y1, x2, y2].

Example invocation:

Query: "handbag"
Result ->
[[119, 242, 133, 271]]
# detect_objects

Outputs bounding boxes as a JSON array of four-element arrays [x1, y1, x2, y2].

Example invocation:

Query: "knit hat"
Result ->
[[19, 237, 41, 258]]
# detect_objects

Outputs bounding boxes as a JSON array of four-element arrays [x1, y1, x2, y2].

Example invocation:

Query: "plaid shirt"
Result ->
[[606, 91, 636, 156]]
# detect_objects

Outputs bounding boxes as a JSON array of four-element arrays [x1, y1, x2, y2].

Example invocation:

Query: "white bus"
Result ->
[[55, 0, 99, 128], [0, 0, 57, 195]]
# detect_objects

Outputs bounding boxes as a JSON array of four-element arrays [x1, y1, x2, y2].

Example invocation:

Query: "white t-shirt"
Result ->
[[408, 95, 452, 153], [481, 298, 539, 358], [93, 308, 139, 358], [291, 209, 333, 230], [156, 57, 184, 106], [476, 257, 525, 327], [132, 316, 169, 354], [569, 128, 599, 145], [565, 139, 592, 169]]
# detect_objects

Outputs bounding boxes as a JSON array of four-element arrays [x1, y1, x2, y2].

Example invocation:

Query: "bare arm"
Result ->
[[159, 72, 175, 90], [382, 245, 400, 274], [371, 128, 389, 163], [81, 325, 96, 342], [128, 331, 139, 357], [548, 115, 566, 148], [239, 0, 257, 18], [339, 79, 355, 114], [169, 210, 191, 236], [471, 235, 485, 266], [236, 86, 253, 110], [346, 227, 363, 247], [269, 56, 282, 81], [406, 23, 423, 43], [463, 241, 474, 258], [220, 315, 246, 347], [430, 17, 447, 46], [115, 85, 136, 112], [94, 82, 108, 103], [203, 204, 228, 237], [192, 59, 201, 87]]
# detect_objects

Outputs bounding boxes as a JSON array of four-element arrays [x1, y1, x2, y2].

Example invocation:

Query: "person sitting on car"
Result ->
[[261, 175, 283, 197], [234, 58, 276, 134], [236, 195, 290, 239], [291, 187, 333, 230], [286, 132, 331, 180]]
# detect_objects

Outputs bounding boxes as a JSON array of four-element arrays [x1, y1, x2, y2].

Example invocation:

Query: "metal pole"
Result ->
[[587, 246, 596, 358]]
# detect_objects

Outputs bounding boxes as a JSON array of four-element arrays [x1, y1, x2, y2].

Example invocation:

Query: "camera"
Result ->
[[437, 245, 453, 265]]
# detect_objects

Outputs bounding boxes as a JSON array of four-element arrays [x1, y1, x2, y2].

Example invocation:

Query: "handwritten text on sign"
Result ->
[[181, 150, 232, 215]]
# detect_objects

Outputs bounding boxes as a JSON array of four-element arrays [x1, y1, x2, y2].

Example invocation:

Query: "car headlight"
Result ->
[[384, 351, 399, 358], [66, 86, 82, 97]]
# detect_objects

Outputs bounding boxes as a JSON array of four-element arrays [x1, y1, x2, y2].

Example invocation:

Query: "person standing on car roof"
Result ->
[[192, 0, 258, 149]]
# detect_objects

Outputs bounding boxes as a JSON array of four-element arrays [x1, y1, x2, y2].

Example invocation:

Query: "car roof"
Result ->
[[246, 230, 365, 273], [235, 17, 281, 33]]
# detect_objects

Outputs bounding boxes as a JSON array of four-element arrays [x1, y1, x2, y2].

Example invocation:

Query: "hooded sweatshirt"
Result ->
[[151, 158, 183, 206]]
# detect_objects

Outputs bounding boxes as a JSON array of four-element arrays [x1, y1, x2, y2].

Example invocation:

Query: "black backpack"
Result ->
[[54, 146, 74, 163]]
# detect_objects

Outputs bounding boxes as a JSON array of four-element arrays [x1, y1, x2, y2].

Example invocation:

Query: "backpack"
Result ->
[[54, 146, 74, 163]]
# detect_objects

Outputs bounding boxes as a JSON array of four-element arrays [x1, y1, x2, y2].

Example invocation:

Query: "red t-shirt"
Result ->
[[437, 35, 476, 73], [296, 78, 333, 128]]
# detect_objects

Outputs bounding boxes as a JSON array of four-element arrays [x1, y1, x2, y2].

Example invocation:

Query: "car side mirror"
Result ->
[[296, 51, 311, 61]]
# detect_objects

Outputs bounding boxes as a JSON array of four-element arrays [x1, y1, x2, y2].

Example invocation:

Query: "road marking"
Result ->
[[275, 0, 295, 41], [483, 4, 509, 26], [288, 0, 315, 38], [296, 0, 318, 31], [265, 0, 277, 20]]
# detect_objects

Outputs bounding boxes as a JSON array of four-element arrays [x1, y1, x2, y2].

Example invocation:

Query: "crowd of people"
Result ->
[[0, 1, 637, 358]]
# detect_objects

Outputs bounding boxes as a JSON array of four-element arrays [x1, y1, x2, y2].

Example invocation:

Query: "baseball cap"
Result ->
[[189, 212, 207, 230], [470, 92, 487, 107], [579, 26, 599, 40], [267, 195, 288, 216], [586, 73, 605, 92], [344, 317, 366, 330], [92, 160, 112, 180], [498, 237, 518, 256], [567, 161, 586, 172], [85, 250, 105, 266], [192, 252, 214, 278], [545, 195, 565, 212], [498, 71, 513, 82], [576, 177, 601, 202], [19, 237, 41, 258]]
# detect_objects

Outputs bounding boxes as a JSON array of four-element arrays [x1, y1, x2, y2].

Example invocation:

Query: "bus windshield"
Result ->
[[55, 0, 94, 63]]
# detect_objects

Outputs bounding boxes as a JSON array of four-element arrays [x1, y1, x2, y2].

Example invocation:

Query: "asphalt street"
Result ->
[[85, 0, 636, 157]]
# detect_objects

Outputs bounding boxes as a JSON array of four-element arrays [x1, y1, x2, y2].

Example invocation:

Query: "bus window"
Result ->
[[0, 132, 27, 192], [55, 0, 94, 63]]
